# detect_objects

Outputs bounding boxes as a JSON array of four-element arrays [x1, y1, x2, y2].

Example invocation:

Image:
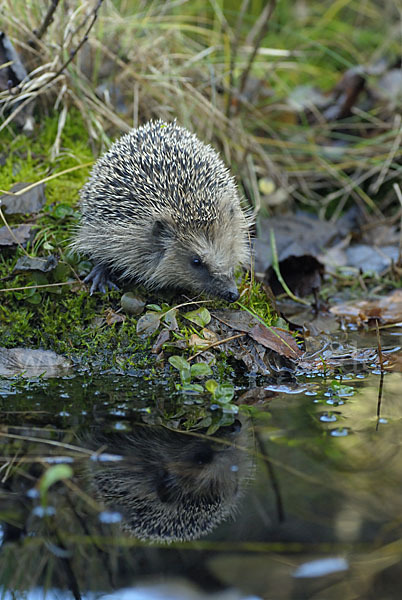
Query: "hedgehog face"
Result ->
[[148, 216, 248, 301]]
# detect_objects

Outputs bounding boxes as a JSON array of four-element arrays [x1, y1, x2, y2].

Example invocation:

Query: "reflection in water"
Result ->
[[85, 421, 254, 542], [1, 370, 402, 599]]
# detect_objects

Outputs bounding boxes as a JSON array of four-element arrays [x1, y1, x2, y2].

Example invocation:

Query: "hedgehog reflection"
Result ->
[[86, 421, 253, 542]]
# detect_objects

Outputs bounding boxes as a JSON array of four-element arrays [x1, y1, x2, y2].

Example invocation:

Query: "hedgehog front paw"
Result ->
[[83, 264, 120, 295]]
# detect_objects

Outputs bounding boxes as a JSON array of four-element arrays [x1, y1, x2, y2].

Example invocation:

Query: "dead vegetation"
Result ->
[[1, 0, 401, 221]]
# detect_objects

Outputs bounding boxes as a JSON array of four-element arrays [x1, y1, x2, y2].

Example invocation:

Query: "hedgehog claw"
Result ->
[[83, 264, 119, 295]]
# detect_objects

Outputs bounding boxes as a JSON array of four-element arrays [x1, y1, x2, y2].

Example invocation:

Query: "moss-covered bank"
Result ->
[[0, 111, 273, 374]]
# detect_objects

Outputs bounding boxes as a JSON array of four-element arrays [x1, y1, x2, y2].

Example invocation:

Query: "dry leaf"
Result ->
[[330, 290, 402, 325], [249, 324, 302, 359]]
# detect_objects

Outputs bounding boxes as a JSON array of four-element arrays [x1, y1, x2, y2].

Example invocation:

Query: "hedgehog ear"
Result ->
[[151, 219, 175, 251]]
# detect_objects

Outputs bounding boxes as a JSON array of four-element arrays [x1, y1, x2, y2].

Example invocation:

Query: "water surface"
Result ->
[[1, 362, 402, 600]]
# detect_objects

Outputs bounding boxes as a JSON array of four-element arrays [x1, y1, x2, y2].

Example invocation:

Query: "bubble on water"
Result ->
[[44, 456, 74, 464], [91, 453, 123, 462], [109, 409, 126, 416], [293, 557, 349, 578], [98, 511, 122, 524], [32, 506, 56, 518], [330, 427, 349, 437], [114, 421, 129, 431], [319, 412, 337, 423], [326, 398, 344, 406]]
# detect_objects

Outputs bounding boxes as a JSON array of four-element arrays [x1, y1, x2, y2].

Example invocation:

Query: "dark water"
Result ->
[[1, 362, 402, 600]]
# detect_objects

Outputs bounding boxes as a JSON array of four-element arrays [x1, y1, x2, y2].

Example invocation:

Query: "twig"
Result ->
[[0, 431, 92, 454], [0, 206, 32, 258], [370, 115, 402, 195], [34, 0, 61, 40], [375, 318, 385, 432], [375, 319, 384, 372], [238, 0, 276, 97], [188, 333, 245, 361], [0, 281, 74, 293], [226, 0, 250, 118], [40, 0, 104, 89]]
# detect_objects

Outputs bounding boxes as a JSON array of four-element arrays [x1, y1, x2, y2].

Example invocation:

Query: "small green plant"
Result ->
[[168, 355, 212, 394], [168, 354, 237, 409]]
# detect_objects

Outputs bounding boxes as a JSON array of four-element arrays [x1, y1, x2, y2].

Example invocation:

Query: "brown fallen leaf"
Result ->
[[330, 289, 402, 325], [105, 309, 125, 326], [249, 323, 302, 359], [207, 310, 301, 371], [152, 328, 170, 354], [188, 333, 213, 349]]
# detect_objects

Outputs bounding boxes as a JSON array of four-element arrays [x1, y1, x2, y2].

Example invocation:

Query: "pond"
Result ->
[[1, 328, 402, 600]]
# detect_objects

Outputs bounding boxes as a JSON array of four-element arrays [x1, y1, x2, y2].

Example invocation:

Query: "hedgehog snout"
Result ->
[[220, 287, 240, 303], [210, 278, 240, 303]]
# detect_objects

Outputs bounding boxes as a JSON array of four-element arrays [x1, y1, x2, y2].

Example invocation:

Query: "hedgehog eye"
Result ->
[[190, 256, 203, 268]]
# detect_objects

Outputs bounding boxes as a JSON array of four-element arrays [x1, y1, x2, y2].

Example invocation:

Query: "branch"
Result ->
[[42, 0, 104, 88], [238, 0, 276, 98], [34, 0, 61, 40]]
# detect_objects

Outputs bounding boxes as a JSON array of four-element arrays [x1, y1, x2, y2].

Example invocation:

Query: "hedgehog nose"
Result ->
[[225, 289, 240, 303]]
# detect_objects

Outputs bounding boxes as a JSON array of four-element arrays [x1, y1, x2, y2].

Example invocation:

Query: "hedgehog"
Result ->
[[84, 420, 253, 543], [72, 120, 252, 302]]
